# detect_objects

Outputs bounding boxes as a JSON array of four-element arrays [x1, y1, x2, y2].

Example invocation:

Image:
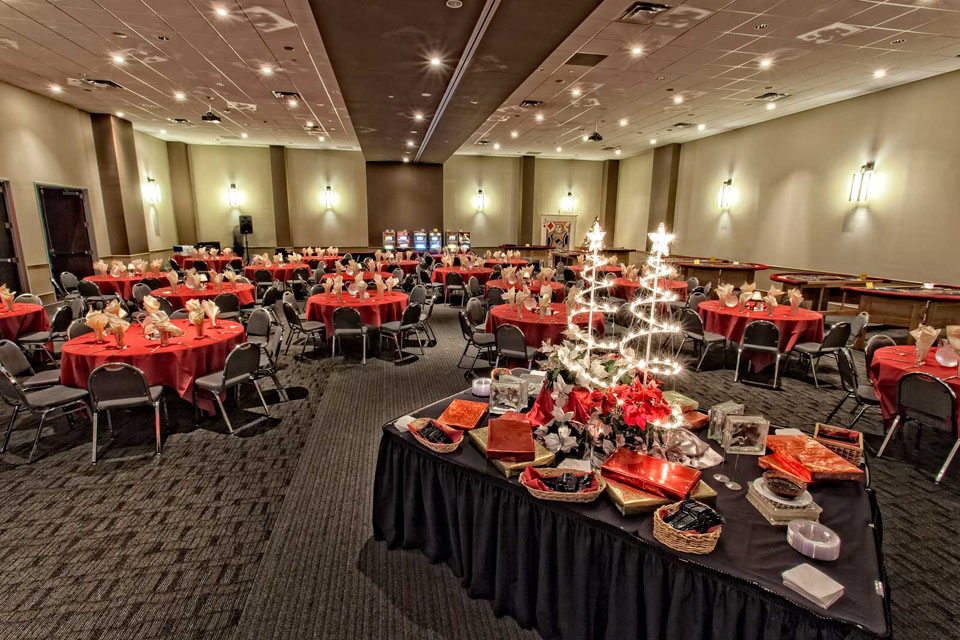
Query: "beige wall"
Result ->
[[133, 131, 178, 255], [615, 152, 653, 251], [188, 144, 276, 250], [443, 155, 521, 246], [285, 148, 367, 246], [533, 158, 604, 246], [674, 70, 960, 284], [0, 82, 108, 297]]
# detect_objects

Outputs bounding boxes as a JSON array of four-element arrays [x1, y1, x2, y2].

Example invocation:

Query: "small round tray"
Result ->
[[753, 478, 812, 507]]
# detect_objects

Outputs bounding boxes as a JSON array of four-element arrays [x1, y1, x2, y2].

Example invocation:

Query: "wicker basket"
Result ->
[[813, 423, 864, 466], [409, 418, 463, 454], [519, 467, 606, 503], [653, 501, 721, 554]]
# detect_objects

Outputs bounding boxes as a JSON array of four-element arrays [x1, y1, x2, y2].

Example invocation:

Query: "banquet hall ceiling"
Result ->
[[0, 1, 957, 160]]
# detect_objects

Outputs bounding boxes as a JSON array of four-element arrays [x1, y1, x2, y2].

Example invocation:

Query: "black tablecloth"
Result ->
[[372, 390, 891, 640]]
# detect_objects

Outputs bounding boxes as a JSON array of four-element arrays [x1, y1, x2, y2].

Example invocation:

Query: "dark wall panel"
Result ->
[[270, 146, 291, 247], [648, 144, 681, 250], [365, 162, 443, 246]]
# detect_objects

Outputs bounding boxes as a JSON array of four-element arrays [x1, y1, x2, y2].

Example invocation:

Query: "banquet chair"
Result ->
[[877, 372, 959, 483], [342, 253, 353, 263], [444, 272, 466, 306], [132, 283, 152, 309], [214, 292, 241, 320], [14, 293, 42, 306], [65, 295, 84, 321], [282, 291, 307, 321], [60, 271, 79, 294], [49, 277, 67, 300], [67, 319, 95, 340], [19, 304, 72, 364], [87, 362, 165, 463], [246, 308, 287, 401], [290, 280, 309, 306], [245, 307, 276, 348], [786, 322, 851, 389], [311, 266, 326, 283], [169, 309, 189, 319], [260, 285, 282, 311], [253, 269, 274, 297], [825, 347, 880, 427], [826, 311, 869, 345], [380, 303, 424, 361], [0, 340, 61, 390], [800, 300, 813, 310], [331, 307, 368, 365], [309, 284, 325, 297], [155, 297, 175, 316], [465, 296, 486, 330], [676, 308, 727, 371], [467, 276, 483, 301], [0, 363, 90, 463], [192, 342, 271, 434], [409, 285, 436, 343], [494, 324, 538, 369], [418, 268, 442, 298], [864, 335, 897, 379], [491, 264, 503, 277], [281, 301, 324, 358], [487, 287, 505, 307], [392, 268, 403, 281], [77, 280, 113, 310], [457, 312, 495, 375], [686, 277, 699, 291], [687, 292, 708, 313], [734, 320, 782, 388], [291, 266, 311, 284], [307, 259, 320, 270], [229, 258, 244, 271], [168, 257, 180, 272], [563, 267, 576, 282], [193, 259, 209, 272], [142, 277, 163, 290]]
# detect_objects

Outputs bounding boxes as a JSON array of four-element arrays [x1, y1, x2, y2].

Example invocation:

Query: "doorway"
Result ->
[[0, 182, 25, 292], [37, 185, 96, 280]]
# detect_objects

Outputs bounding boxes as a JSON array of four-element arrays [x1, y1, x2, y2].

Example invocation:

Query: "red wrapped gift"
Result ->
[[437, 399, 488, 430], [486, 416, 536, 461], [601, 448, 701, 500], [683, 410, 709, 430], [758, 452, 813, 484], [766, 435, 864, 483]]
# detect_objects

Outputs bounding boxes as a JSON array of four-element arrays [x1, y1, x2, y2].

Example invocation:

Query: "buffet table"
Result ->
[[372, 389, 890, 640], [677, 261, 768, 289], [843, 286, 960, 341], [770, 273, 884, 312]]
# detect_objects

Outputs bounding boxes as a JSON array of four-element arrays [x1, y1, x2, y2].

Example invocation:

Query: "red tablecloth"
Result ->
[[182, 257, 235, 271], [567, 264, 622, 276], [153, 283, 256, 309], [611, 278, 687, 302], [244, 264, 300, 282], [870, 345, 960, 431], [484, 279, 565, 302], [306, 291, 407, 331], [320, 271, 394, 282], [485, 302, 605, 348], [84, 273, 165, 299], [484, 259, 529, 268], [59, 318, 245, 412], [387, 260, 420, 275], [698, 300, 823, 371], [0, 303, 49, 340], [431, 267, 494, 294]]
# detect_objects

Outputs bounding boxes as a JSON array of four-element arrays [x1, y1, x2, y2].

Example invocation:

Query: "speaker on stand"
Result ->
[[239, 215, 253, 262]]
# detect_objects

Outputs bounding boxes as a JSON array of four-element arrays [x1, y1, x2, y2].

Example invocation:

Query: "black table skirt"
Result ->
[[373, 392, 891, 640]]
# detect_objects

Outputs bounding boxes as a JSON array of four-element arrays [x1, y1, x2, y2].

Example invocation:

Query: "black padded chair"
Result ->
[[213, 292, 241, 320], [676, 308, 726, 371], [457, 311, 494, 376], [487, 286, 505, 307], [77, 280, 113, 309], [865, 334, 897, 378], [0, 340, 60, 390], [877, 372, 959, 483], [734, 320, 782, 388], [281, 301, 324, 358], [60, 271, 79, 294], [192, 342, 270, 434], [87, 362, 165, 463], [380, 303, 424, 360], [192, 259, 209, 272], [444, 271, 466, 306], [787, 322, 851, 388], [19, 304, 72, 364], [825, 347, 880, 428], [331, 306, 368, 365], [494, 324, 538, 369]]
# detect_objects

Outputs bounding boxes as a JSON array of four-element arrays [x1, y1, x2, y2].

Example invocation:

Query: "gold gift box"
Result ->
[[604, 477, 717, 516], [468, 427, 555, 477], [661, 391, 699, 412]]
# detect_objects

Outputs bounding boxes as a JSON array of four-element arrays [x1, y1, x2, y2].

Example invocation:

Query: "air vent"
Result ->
[[519, 99, 543, 107], [271, 90, 302, 100], [564, 52, 607, 67], [524, 151, 542, 155], [671, 122, 694, 128], [475, 139, 491, 145], [755, 91, 788, 101], [618, 2, 672, 23], [80, 78, 123, 89], [168, 117, 191, 124], [335, 145, 353, 151]]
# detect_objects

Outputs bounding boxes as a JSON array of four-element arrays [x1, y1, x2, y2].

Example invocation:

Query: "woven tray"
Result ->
[[653, 501, 721, 555], [409, 418, 463, 454], [813, 423, 864, 466], [519, 468, 606, 503]]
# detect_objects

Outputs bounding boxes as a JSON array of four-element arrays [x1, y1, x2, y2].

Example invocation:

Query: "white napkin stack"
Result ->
[[781, 564, 844, 609]]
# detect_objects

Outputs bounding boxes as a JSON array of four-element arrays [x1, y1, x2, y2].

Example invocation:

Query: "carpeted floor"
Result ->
[[0, 304, 957, 639]]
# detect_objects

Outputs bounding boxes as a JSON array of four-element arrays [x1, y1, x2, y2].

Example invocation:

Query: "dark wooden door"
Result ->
[[0, 184, 23, 291], [38, 186, 94, 279]]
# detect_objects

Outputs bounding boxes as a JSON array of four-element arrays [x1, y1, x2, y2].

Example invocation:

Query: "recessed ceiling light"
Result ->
[[160, 129, 167, 134], [618, 118, 628, 126], [241, 132, 248, 138], [261, 65, 272, 75], [697, 123, 706, 131], [422, 92, 431, 97], [556, 146, 562, 152], [429, 57, 441, 66], [673, 95, 683, 104], [403, 157, 410, 163], [571, 88, 581, 97], [112, 55, 125, 64], [175, 91, 185, 100], [116, 111, 124, 117], [510, 130, 518, 138], [306, 120, 314, 127], [406, 140, 414, 147], [216, 7, 228, 17], [446, 0, 463, 7], [649, 138, 657, 144], [759, 59, 772, 68], [535, 113, 544, 122], [493, 143, 500, 150], [288, 99, 298, 107], [51, 85, 61, 93], [874, 69, 886, 78], [630, 47, 642, 55], [766, 102, 776, 110], [581, 135, 588, 142], [318, 135, 325, 142], [414, 112, 424, 121], [614, 149, 621, 155]]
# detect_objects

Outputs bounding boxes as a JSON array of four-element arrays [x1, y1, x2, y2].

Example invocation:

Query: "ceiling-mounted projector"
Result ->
[[201, 109, 221, 123], [587, 131, 603, 142]]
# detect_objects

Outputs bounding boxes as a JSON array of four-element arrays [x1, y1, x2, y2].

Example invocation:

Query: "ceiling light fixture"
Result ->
[[619, 118, 628, 126], [318, 135, 325, 142], [406, 141, 414, 148], [630, 47, 642, 55], [402, 157, 410, 163], [697, 123, 706, 131], [766, 102, 776, 110], [510, 130, 518, 138], [112, 55, 125, 64], [160, 129, 167, 134], [874, 69, 886, 78], [429, 57, 441, 66], [175, 92, 185, 100], [493, 142, 500, 150], [673, 95, 683, 104], [306, 120, 314, 127], [51, 85, 61, 93], [216, 7, 228, 16], [115, 111, 124, 117], [571, 88, 581, 97], [261, 66, 273, 75], [414, 112, 424, 121], [446, 0, 463, 7], [288, 99, 298, 107], [535, 113, 544, 122], [556, 146, 562, 152], [759, 59, 772, 68], [582, 135, 589, 142], [614, 149, 621, 155], [241, 132, 248, 138], [650, 138, 657, 144]]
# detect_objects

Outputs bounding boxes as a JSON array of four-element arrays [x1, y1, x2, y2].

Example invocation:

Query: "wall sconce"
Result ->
[[228, 183, 240, 207], [144, 177, 161, 204], [717, 179, 734, 211], [561, 191, 576, 213], [848, 161, 874, 203], [320, 185, 336, 210], [472, 188, 486, 213]]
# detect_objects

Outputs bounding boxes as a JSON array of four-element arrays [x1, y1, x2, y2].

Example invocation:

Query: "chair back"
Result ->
[[0, 364, 28, 407], [193, 259, 209, 272], [343, 253, 353, 263], [221, 342, 260, 390], [50, 304, 73, 333], [702, 281, 712, 296], [142, 277, 163, 290], [741, 320, 780, 349], [60, 271, 79, 292], [400, 303, 422, 329], [309, 284, 325, 297], [418, 269, 432, 285], [445, 271, 464, 287], [492, 264, 503, 276], [563, 267, 576, 282], [14, 293, 42, 306], [487, 287, 505, 306], [77, 280, 102, 299], [168, 257, 180, 272], [88, 363, 152, 409], [686, 277, 699, 290], [679, 308, 704, 335], [332, 306, 362, 331], [410, 285, 427, 305], [261, 286, 281, 308], [132, 283, 152, 307], [291, 280, 308, 301], [402, 274, 417, 292], [467, 276, 481, 297], [457, 312, 475, 341], [0, 339, 32, 377], [688, 292, 707, 312], [308, 258, 320, 269], [214, 292, 240, 313], [50, 277, 66, 300], [230, 258, 244, 271], [292, 266, 310, 282], [835, 348, 859, 394], [246, 307, 272, 339], [850, 312, 869, 340], [66, 295, 84, 319], [897, 372, 957, 431], [495, 324, 528, 357], [865, 334, 896, 373], [170, 309, 189, 319], [614, 303, 633, 329], [280, 300, 302, 330], [67, 319, 95, 339], [466, 297, 485, 326], [821, 322, 851, 350], [254, 268, 273, 284], [392, 268, 403, 280], [800, 300, 813, 310], [155, 297, 174, 316]]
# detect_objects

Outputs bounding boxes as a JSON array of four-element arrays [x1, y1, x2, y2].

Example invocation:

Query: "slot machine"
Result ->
[[445, 231, 459, 252], [382, 229, 396, 251], [428, 229, 443, 253], [458, 231, 471, 252], [413, 230, 427, 252], [397, 230, 411, 250]]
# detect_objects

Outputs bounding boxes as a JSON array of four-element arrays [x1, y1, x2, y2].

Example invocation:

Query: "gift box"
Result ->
[[682, 409, 709, 430], [437, 399, 488, 430], [605, 477, 717, 516], [486, 416, 535, 462], [468, 427, 554, 477], [662, 391, 698, 412], [600, 448, 701, 501], [708, 401, 744, 442], [766, 435, 864, 483]]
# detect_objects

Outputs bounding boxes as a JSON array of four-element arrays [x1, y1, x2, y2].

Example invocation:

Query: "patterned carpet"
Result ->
[[0, 305, 956, 638]]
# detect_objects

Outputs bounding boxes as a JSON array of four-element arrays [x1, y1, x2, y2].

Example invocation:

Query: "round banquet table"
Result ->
[[483, 259, 528, 268], [181, 256, 235, 271], [84, 272, 165, 299], [386, 260, 420, 275], [243, 264, 299, 282], [59, 318, 245, 412], [484, 279, 565, 302], [485, 302, 605, 348], [152, 283, 256, 309], [698, 300, 824, 371], [431, 267, 494, 294], [0, 303, 49, 339], [870, 345, 960, 427], [611, 277, 687, 302], [320, 271, 394, 282], [306, 291, 407, 332], [566, 264, 622, 276]]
